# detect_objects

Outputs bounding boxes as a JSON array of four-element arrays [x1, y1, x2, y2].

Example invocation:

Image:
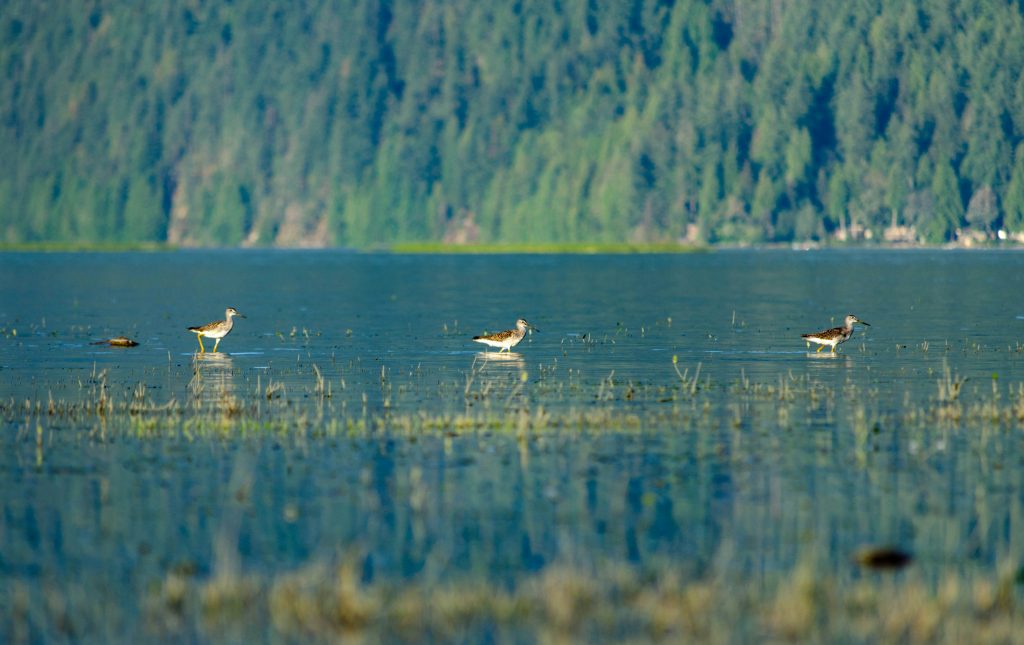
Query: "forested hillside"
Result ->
[[4, 0, 1024, 247]]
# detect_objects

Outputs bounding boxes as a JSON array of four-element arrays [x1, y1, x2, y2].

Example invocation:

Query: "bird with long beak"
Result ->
[[801, 314, 869, 353], [188, 307, 245, 353], [472, 318, 538, 352]]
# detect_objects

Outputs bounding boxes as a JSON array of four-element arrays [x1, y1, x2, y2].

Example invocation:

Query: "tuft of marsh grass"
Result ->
[[672, 356, 703, 396]]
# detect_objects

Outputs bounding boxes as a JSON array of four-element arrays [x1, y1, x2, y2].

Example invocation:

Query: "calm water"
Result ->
[[2, 249, 1024, 638], [5, 249, 1024, 401]]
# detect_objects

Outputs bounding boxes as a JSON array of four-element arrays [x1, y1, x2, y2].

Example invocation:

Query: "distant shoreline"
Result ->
[[2, 240, 1023, 253]]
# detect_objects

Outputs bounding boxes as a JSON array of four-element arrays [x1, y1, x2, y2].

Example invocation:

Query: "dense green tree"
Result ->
[[928, 162, 965, 242], [1004, 144, 1024, 232], [2, 0, 1024, 246], [121, 175, 164, 242]]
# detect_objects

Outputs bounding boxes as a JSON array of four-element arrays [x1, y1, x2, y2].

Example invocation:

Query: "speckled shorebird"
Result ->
[[802, 314, 869, 353], [188, 307, 244, 353], [472, 318, 538, 352]]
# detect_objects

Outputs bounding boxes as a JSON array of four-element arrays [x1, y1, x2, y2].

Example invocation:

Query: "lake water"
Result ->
[[2, 249, 1024, 640]]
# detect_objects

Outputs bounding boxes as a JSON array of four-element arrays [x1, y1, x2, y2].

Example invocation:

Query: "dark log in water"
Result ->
[[92, 337, 139, 347]]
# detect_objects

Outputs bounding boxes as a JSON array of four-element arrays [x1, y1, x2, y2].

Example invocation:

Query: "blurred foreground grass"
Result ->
[[3, 553, 1017, 642]]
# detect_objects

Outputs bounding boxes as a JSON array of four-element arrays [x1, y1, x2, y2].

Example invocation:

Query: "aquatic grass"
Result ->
[[672, 356, 702, 397], [7, 378, 1024, 445], [311, 364, 329, 400], [937, 359, 967, 403], [8, 356, 1024, 441]]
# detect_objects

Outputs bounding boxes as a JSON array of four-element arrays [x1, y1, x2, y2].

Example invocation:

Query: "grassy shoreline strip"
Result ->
[[388, 241, 708, 254], [0, 241, 177, 252]]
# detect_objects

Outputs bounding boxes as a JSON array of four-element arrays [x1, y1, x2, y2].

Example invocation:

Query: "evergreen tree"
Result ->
[[1004, 144, 1024, 233], [928, 162, 964, 242]]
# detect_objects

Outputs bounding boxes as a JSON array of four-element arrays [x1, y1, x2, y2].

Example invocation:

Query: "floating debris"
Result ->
[[93, 337, 139, 347], [854, 546, 913, 570]]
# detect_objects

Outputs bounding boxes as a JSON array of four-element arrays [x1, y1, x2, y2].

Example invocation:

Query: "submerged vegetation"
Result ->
[[4, 1, 1024, 247]]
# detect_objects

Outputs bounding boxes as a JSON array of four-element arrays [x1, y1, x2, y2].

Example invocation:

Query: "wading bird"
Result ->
[[801, 314, 869, 353], [472, 318, 538, 352], [188, 307, 245, 353]]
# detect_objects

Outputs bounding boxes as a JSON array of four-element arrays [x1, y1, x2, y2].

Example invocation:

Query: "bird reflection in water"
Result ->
[[805, 352, 852, 368], [189, 352, 237, 411], [466, 352, 529, 405], [476, 350, 525, 366]]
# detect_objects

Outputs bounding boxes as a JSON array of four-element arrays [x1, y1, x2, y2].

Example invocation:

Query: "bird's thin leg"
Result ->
[[213, 338, 221, 353], [816, 344, 825, 353], [198, 336, 205, 353]]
